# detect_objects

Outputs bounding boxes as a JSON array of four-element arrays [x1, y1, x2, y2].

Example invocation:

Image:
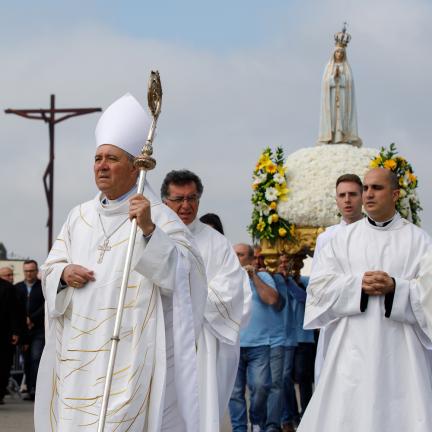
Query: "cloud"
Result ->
[[1, 0, 431, 263]]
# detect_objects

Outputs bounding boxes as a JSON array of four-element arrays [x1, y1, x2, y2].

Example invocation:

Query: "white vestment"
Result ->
[[419, 247, 432, 339], [312, 220, 347, 383], [35, 187, 207, 432], [190, 220, 251, 432], [298, 214, 432, 432]]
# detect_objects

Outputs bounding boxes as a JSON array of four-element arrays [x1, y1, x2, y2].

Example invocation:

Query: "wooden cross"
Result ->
[[5, 95, 101, 252], [97, 239, 112, 264]]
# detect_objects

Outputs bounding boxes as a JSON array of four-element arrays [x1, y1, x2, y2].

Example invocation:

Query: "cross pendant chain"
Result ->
[[97, 238, 112, 264]]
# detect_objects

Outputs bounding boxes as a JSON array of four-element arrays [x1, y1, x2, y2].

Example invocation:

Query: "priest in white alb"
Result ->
[[35, 94, 207, 432], [161, 170, 251, 432], [419, 248, 432, 340], [313, 173, 363, 384], [298, 167, 432, 432]]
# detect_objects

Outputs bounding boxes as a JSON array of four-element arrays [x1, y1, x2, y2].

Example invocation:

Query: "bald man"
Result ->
[[298, 167, 432, 432], [0, 267, 14, 284]]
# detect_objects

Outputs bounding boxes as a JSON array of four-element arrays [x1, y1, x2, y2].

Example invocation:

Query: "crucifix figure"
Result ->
[[97, 239, 112, 264], [5, 95, 101, 252]]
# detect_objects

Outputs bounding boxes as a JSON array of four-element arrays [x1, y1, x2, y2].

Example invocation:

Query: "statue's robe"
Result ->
[[298, 214, 432, 432], [35, 188, 207, 432], [190, 220, 251, 432], [318, 58, 361, 146], [419, 247, 432, 340]]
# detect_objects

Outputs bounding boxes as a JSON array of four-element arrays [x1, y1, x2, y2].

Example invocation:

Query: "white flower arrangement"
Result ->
[[277, 144, 378, 227], [265, 187, 279, 202]]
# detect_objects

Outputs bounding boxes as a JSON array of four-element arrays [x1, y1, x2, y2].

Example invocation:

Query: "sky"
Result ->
[[1, 0, 431, 264]]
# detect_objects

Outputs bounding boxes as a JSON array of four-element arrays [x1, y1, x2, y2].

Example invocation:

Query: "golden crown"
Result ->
[[334, 23, 351, 48]]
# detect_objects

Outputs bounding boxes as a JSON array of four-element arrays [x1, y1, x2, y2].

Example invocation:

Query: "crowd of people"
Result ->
[[1, 92, 432, 432], [0, 260, 45, 404]]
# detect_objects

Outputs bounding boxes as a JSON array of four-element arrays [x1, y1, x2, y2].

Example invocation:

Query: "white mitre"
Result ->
[[95, 93, 151, 156]]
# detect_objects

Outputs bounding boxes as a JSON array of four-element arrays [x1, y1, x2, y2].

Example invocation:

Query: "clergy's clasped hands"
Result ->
[[129, 193, 156, 236], [362, 271, 395, 296]]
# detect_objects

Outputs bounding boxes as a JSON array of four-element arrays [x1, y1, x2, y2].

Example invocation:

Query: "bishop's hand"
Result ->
[[62, 264, 95, 289], [362, 271, 395, 296], [129, 194, 156, 236]]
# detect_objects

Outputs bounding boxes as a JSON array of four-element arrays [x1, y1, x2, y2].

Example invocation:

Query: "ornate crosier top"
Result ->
[[248, 147, 294, 242], [370, 143, 422, 226]]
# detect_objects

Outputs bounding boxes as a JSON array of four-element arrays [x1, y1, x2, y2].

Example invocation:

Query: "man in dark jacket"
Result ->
[[15, 260, 44, 401], [0, 278, 20, 404]]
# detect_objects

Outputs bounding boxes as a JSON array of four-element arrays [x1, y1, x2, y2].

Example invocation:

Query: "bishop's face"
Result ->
[[94, 144, 138, 200], [163, 182, 200, 225]]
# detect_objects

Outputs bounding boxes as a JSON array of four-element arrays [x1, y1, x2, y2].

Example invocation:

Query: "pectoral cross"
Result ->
[[97, 238, 111, 264]]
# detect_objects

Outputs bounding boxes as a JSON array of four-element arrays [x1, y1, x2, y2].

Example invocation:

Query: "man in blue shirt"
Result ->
[[277, 254, 315, 431], [229, 243, 280, 432]]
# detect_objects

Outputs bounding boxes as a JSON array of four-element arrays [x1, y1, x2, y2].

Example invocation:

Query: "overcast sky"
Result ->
[[1, 0, 431, 264]]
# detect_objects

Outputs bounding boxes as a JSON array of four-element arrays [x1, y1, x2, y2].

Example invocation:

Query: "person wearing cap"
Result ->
[[34, 94, 207, 432]]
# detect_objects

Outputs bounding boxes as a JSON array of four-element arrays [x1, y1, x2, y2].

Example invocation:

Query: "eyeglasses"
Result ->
[[165, 195, 200, 205]]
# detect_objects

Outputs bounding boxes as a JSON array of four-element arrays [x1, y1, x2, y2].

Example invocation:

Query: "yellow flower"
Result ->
[[267, 214, 279, 224], [399, 176, 405, 187], [256, 154, 270, 171], [252, 183, 258, 190], [266, 161, 277, 174], [257, 219, 266, 232], [278, 167, 285, 177], [278, 227, 287, 237], [408, 172, 417, 184], [289, 224, 296, 237], [275, 183, 289, 196], [370, 156, 382, 168], [278, 192, 289, 202], [383, 159, 397, 170], [270, 201, 277, 210]]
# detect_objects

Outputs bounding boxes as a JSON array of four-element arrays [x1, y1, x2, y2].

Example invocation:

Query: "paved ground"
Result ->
[[0, 395, 233, 432], [1, 396, 34, 432]]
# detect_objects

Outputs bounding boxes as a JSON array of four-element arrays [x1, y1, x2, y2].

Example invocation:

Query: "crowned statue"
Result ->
[[252, 25, 421, 271], [317, 24, 362, 147]]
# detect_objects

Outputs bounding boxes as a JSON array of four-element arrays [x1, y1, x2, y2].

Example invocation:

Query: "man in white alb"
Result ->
[[35, 94, 207, 432], [419, 248, 432, 338], [313, 173, 363, 383], [298, 167, 432, 432], [161, 169, 251, 432]]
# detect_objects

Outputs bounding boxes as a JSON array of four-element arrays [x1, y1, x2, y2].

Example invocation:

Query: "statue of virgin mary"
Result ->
[[318, 25, 362, 147]]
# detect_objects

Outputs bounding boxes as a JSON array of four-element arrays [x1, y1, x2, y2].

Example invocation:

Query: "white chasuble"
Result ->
[[298, 214, 432, 432], [35, 191, 207, 432], [418, 247, 432, 340], [189, 220, 251, 432]]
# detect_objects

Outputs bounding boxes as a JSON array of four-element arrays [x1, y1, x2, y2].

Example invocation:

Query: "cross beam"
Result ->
[[5, 94, 102, 252]]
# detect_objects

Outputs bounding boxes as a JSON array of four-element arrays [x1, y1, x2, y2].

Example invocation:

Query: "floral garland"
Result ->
[[370, 143, 422, 225], [277, 145, 377, 227], [248, 147, 294, 242]]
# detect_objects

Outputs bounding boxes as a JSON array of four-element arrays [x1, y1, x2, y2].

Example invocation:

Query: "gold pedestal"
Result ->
[[260, 226, 325, 271]]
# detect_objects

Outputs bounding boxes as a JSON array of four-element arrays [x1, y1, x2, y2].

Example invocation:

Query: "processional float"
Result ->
[[253, 25, 421, 270], [97, 71, 163, 432]]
